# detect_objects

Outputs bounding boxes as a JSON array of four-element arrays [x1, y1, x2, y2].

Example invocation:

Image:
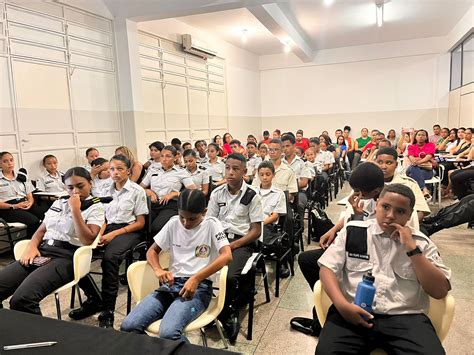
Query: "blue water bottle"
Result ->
[[354, 271, 376, 313]]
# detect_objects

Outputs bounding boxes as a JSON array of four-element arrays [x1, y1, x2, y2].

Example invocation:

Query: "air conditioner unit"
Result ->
[[181, 34, 217, 60]]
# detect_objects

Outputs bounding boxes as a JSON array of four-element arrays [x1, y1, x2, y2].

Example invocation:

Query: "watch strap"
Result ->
[[406, 246, 422, 257]]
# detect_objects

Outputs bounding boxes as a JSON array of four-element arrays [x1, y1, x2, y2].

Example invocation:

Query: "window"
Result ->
[[462, 34, 473, 86], [450, 34, 474, 91], [450, 44, 462, 90]]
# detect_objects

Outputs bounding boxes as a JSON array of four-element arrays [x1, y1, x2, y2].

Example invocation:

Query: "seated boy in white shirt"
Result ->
[[316, 184, 451, 354]]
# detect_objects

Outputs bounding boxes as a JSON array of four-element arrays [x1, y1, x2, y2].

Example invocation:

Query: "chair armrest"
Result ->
[[13, 239, 31, 260]]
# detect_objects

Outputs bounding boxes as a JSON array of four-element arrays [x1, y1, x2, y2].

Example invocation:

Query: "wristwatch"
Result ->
[[406, 246, 422, 257]]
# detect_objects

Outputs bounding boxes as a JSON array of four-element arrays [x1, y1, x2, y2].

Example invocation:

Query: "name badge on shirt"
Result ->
[[348, 253, 370, 260], [50, 206, 62, 212], [218, 202, 226, 207]]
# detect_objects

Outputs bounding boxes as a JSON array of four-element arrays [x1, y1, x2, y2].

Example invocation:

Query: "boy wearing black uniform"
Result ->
[[207, 153, 263, 342]]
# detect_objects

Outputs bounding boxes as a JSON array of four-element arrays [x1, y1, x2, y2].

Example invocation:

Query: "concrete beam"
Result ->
[[248, 2, 314, 62]]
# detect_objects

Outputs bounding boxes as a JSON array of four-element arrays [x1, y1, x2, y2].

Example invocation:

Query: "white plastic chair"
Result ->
[[14, 236, 100, 320], [425, 164, 445, 207], [127, 252, 229, 348], [314, 280, 455, 354]]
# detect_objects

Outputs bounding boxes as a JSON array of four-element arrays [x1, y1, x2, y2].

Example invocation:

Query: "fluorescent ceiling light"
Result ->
[[324, 0, 334, 6], [376, 3, 384, 27], [241, 29, 248, 44]]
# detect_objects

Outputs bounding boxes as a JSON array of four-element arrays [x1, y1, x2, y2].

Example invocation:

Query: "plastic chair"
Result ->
[[425, 164, 445, 207], [126, 253, 229, 348], [0, 219, 28, 256], [313, 280, 455, 354], [14, 236, 100, 320]]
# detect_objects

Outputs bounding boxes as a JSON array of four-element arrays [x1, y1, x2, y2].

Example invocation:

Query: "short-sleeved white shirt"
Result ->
[[207, 183, 263, 236], [91, 177, 114, 198], [141, 166, 194, 199], [36, 171, 66, 193], [305, 161, 317, 178], [105, 179, 148, 224], [154, 216, 229, 280], [284, 156, 312, 180], [196, 154, 209, 165], [318, 219, 451, 315], [203, 159, 225, 182], [257, 186, 286, 223], [0, 171, 34, 202], [43, 197, 105, 246], [246, 155, 260, 177], [188, 166, 210, 190]]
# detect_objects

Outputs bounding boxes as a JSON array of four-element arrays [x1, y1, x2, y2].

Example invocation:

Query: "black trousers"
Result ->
[[219, 241, 255, 320], [0, 245, 75, 314], [0, 204, 44, 238], [298, 248, 325, 290], [451, 167, 474, 198], [315, 305, 445, 355], [78, 224, 141, 310], [150, 200, 178, 235]]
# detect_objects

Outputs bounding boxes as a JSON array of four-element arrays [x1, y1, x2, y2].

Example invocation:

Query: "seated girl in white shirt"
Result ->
[[120, 189, 232, 342]]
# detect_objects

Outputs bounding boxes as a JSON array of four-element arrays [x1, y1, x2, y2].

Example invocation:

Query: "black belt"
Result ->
[[41, 239, 79, 250]]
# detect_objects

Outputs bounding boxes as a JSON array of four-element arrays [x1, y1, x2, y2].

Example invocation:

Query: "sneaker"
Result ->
[[98, 310, 114, 329], [68, 299, 103, 320]]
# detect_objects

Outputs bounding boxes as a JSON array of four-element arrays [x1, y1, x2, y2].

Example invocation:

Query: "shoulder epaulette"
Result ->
[[240, 187, 257, 206]]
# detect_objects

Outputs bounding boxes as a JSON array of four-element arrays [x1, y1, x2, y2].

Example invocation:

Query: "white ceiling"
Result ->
[[178, 8, 284, 56], [177, 0, 473, 55]]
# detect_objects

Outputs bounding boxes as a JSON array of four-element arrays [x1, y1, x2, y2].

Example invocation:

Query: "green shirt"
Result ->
[[356, 137, 371, 149]]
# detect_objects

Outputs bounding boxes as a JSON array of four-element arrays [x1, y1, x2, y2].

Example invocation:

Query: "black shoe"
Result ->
[[280, 264, 290, 279], [68, 299, 103, 320], [290, 317, 321, 337], [98, 310, 114, 328], [222, 315, 240, 344]]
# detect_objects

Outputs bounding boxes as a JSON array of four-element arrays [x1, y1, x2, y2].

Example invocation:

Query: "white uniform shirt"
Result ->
[[207, 183, 263, 237], [318, 219, 451, 315], [141, 166, 194, 200], [203, 159, 225, 182], [43, 197, 105, 246], [246, 155, 259, 177], [196, 154, 209, 165], [36, 171, 66, 193], [323, 150, 336, 164], [83, 164, 92, 172], [314, 152, 330, 173], [252, 161, 298, 194], [188, 166, 210, 190], [0, 171, 34, 202], [305, 161, 317, 178], [91, 177, 114, 198], [105, 179, 148, 225], [154, 216, 229, 280], [147, 161, 162, 173], [257, 186, 286, 224], [284, 156, 312, 180]]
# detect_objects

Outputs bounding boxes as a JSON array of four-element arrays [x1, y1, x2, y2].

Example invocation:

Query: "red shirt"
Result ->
[[407, 143, 436, 158], [362, 141, 376, 152], [295, 138, 310, 151]]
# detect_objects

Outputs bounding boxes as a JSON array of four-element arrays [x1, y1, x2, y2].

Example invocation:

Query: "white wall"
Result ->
[[138, 18, 262, 142], [259, 36, 451, 137]]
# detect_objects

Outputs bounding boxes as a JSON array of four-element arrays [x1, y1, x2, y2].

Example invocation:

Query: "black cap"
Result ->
[[363, 271, 375, 282]]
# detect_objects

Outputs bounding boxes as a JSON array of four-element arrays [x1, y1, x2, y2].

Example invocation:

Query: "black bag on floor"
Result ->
[[422, 194, 474, 236], [310, 206, 334, 242]]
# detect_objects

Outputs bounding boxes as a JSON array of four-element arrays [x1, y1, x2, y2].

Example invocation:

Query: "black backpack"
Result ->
[[309, 205, 334, 243]]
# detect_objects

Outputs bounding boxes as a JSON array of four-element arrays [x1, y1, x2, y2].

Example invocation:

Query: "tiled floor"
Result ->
[[1, 185, 473, 354]]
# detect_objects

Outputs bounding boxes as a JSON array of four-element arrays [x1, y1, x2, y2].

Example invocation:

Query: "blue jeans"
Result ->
[[406, 165, 433, 189], [120, 277, 212, 342]]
